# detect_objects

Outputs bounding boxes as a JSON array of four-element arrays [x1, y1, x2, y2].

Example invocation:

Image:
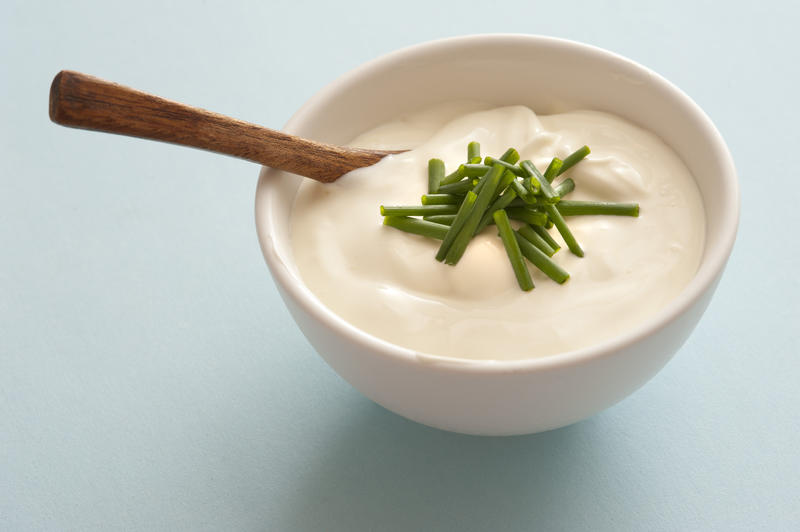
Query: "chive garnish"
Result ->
[[521, 176, 538, 196], [526, 176, 541, 194], [471, 179, 484, 196], [483, 156, 525, 176], [471, 149, 517, 198], [494, 210, 534, 291], [558, 145, 591, 175], [531, 224, 560, 252], [378, 141, 635, 291], [424, 214, 456, 225], [380, 205, 459, 217], [475, 188, 518, 235], [518, 224, 557, 257], [437, 178, 474, 195], [506, 206, 548, 226], [428, 158, 444, 194], [463, 164, 493, 178], [421, 193, 461, 205], [557, 200, 640, 217], [510, 179, 537, 204], [499, 147, 521, 165], [553, 178, 575, 198], [514, 231, 570, 284], [479, 170, 518, 225], [543, 158, 563, 182], [467, 141, 481, 164], [384, 216, 449, 240], [444, 163, 505, 264], [520, 160, 559, 203], [495, 170, 517, 199], [439, 164, 466, 187], [544, 203, 583, 257], [435, 191, 478, 262]]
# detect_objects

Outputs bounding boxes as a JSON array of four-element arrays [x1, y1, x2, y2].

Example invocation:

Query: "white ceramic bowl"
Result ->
[[255, 35, 738, 436]]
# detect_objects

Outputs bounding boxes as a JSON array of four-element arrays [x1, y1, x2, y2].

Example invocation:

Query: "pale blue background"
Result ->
[[2, 1, 798, 530]]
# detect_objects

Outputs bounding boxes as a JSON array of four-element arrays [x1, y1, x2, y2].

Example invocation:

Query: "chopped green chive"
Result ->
[[544, 203, 583, 257], [467, 141, 481, 164], [553, 178, 575, 198], [424, 214, 456, 225], [494, 210, 534, 291], [495, 170, 517, 198], [532, 224, 560, 252], [514, 231, 570, 284], [471, 177, 486, 196], [511, 179, 537, 204], [384, 216, 449, 240], [439, 164, 466, 187], [522, 175, 541, 195], [543, 158, 563, 182], [428, 158, 444, 194], [438, 178, 474, 195], [558, 145, 591, 175], [462, 164, 493, 178], [506, 206, 548, 226], [483, 156, 525, 176], [380, 204, 459, 217], [472, 149, 517, 197], [379, 142, 630, 291], [421, 193, 461, 205], [435, 191, 478, 262], [518, 224, 557, 257], [475, 188, 518, 235], [520, 160, 559, 203], [557, 200, 640, 217], [499, 147, 521, 165], [444, 163, 505, 265]]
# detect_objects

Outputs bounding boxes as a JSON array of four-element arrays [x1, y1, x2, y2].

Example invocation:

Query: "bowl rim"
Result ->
[[255, 33, 740, 374]]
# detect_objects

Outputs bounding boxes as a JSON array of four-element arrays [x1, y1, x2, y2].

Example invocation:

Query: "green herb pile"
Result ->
[[380, 142, 639, 291]]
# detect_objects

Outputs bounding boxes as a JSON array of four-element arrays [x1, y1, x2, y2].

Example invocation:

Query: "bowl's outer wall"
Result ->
[[256, 36, 738, 435], [276, 275, 719, 435]]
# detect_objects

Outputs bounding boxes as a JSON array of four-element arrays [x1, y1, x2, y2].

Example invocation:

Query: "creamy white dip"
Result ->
[[291, 103, 705, 360]]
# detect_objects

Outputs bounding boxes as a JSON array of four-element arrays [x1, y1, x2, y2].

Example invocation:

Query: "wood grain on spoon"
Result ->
[[49, 70, 402, 183]]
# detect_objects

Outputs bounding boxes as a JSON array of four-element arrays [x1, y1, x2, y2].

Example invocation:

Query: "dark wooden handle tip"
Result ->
[[47, 70, 402, 182], [49, 70, 65, 124]]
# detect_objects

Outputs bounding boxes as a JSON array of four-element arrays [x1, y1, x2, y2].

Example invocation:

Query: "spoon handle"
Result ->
[[49, 70, 395, 182]]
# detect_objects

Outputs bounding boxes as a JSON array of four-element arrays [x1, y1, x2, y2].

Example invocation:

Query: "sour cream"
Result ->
[[290, 103, 705, 360]]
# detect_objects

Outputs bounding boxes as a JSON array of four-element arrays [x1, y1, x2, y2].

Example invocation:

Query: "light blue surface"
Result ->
[[1, 1, 798, 530]]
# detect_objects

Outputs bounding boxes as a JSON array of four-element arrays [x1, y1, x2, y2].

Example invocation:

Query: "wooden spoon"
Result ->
[[49, 70, 402, 183]]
